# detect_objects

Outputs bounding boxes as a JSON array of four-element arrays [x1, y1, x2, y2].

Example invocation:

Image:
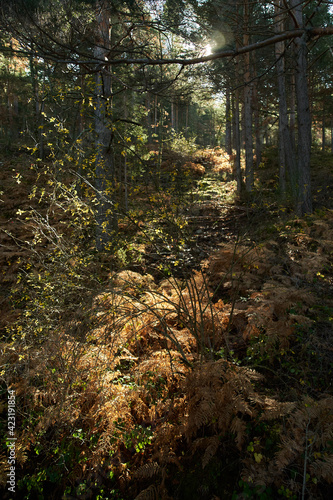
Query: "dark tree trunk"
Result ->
[[322, 104, 326, 151], [252, 77, 262, 168], [225, 89, 232, 156], [94, 0, 116, 251], [290, 0, 312, 215], [234, 85, 242, 193], [290, 70, 296, 151], [275, 1, 297, 198], [243, 0, 253, 191]]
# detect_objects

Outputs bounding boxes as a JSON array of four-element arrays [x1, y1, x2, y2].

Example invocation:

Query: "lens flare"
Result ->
[[204, 44, 212, 56]]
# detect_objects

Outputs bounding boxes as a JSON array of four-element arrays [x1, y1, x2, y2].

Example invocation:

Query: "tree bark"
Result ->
[[322, 104, 326, 151], [234, 86, 242, 193], [171, 100, 175, 130], [146, 92, 152, 143], [290, 0, 312, 215], [290, 69, 296, 152], [275, 1, 297, 198], [252, 71, 262, 168], [94, 0, 116, 251], [225, 89, 232, 156], [185, 102, 189, 138], [243, 0, 253, 192]]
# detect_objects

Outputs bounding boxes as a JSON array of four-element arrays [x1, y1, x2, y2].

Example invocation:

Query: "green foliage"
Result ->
[[167, 130, 198, 156], [18, 470, 46, 500], [7, 170, 96, 345], [232, 480, 278, 500], [112, 418, 153, 454]]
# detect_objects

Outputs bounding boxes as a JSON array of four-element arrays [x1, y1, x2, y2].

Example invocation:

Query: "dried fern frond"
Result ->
[[240, 396, 333, 491], [0, 453, 10, 487], [134, 484, 159, 500], [192, 435, 221, 468], [133, 462, 160, 480], [230, 416, 248, 450], [184, 360, 263, 445], [259, 399, 296, 421], [309, 455, 333, 483]]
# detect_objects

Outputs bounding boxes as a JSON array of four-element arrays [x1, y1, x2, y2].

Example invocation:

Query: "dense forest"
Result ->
[[1, 0, 333, 499]]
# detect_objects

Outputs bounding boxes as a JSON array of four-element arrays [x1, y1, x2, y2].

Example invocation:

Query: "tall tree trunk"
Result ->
[[185, 102, 189, 138], [322, 103, 326, 151], [123, 93, 129, 213], [211, 110, 215, 146], [234, 86, 242, 193], [275, 1, 297, 198], [252, 75, 261, 168], [243, 0, 253, 191], [171, 99, 175, 130], [176, 101, 179, 131], [146, 92, 152, 143], [290, 0, 312, 215], [156, 100, 164, 190], [290, 70, 296, 150], [94, 0, 115, 251], [154, 95, 158, 136], [232, 92, 237, 151], [233, 2, 243, 193], [225, 89, 232, 156]]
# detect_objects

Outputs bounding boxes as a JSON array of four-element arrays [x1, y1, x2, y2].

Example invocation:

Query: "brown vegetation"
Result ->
[[1, 148, 333, 499]]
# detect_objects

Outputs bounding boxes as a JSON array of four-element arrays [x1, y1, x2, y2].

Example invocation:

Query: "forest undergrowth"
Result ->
[[1, 146, 333, 500]]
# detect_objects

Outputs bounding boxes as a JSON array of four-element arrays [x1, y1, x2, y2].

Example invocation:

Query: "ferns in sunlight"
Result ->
[[2, 148, 333, 499]]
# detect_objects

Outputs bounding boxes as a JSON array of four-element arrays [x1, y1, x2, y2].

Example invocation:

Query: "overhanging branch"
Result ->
[[2, 27, 333, 69], [104, 27, 333, 66]]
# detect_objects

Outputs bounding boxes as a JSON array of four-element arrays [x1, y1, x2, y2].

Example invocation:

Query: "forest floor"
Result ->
[[1, 147, 333, 499]]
